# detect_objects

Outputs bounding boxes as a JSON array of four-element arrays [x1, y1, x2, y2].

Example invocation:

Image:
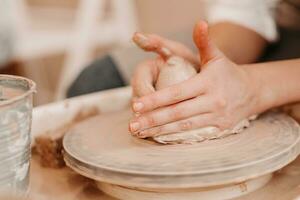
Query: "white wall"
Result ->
[[135, 0, 205, 35]]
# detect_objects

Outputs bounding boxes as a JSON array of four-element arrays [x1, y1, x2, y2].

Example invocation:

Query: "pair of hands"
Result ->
[[129, 21, 261, 138]]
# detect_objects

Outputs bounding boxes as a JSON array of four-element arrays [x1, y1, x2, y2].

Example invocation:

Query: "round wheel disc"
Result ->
[[63, 110, 300, 189]]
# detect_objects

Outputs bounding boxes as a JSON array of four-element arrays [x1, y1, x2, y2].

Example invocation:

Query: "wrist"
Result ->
[[243, 64, 278, 114]]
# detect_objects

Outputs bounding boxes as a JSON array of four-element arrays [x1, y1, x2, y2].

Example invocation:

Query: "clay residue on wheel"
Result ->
[[32, 106, 100, 168]]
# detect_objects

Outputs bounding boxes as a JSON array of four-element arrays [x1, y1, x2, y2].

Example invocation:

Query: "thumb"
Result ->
[[193, 21, 223, 65]]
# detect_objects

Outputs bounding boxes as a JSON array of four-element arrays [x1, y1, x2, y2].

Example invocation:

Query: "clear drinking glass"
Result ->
[[0, 75, 36, 195]]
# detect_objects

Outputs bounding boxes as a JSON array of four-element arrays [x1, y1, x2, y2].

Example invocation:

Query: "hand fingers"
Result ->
[[150, 34, 199, 66], [132, 75, 205, 113], [129, 95, 214, 133], [133, 32, 199, 66], [193, 20, 223, 65], [131, 58, 164, 97], [132, 32, 172, 60], [136, 113, 216, 138]]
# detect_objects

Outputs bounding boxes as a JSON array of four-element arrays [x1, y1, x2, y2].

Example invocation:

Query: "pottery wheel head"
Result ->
[[63, 110, 300, 189]]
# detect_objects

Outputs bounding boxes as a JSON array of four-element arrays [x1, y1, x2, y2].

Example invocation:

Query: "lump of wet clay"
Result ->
[[152, 56, 256, 144], [155, 56, 197, 90], [154, 117, 256, 144]]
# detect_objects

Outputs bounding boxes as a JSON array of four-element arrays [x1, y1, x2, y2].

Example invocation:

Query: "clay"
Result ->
[[155, 56, 197, 90], [132, 32, 257, 144], [33, 106, 99, 168], [153, 118, 254, 144]]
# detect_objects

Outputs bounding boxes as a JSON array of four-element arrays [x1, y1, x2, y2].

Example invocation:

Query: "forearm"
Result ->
[[246, 59, 300, 113], [209, 22, 267, 64]]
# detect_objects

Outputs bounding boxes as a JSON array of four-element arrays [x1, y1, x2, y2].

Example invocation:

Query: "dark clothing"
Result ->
[[67, 56, 125, 98], [260, 27, 300, 62]]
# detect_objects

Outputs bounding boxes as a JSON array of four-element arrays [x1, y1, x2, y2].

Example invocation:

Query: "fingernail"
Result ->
[[133, 102, 144, 112], [134, 33, 149, 48], [137, 130, 147, 138], [160, 47, 172, 58], [130, 122, 140, 132], [131, 130, 138, 136], [136, 33, 148, 43], [134, 112, 141, 117]]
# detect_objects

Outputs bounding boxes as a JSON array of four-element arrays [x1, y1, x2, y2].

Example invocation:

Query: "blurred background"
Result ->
[[0, 0, 205, 106]]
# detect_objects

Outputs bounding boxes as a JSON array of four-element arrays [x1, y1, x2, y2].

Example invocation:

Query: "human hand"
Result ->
[[131, 32, 199, 97], [129, 21, 262, 137]]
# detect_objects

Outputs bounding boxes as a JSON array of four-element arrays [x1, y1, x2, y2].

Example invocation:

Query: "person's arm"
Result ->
[[130, 21, 271, 98], [209, 22, 267, 64], [246, 59, 300, 114], [205, 0, 279, 64]]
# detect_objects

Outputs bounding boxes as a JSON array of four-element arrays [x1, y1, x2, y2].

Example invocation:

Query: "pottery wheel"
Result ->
[[63, 110, 300, 197]]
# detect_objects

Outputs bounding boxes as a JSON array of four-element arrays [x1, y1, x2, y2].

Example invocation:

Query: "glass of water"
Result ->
[[0, 75, 36, 195]]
